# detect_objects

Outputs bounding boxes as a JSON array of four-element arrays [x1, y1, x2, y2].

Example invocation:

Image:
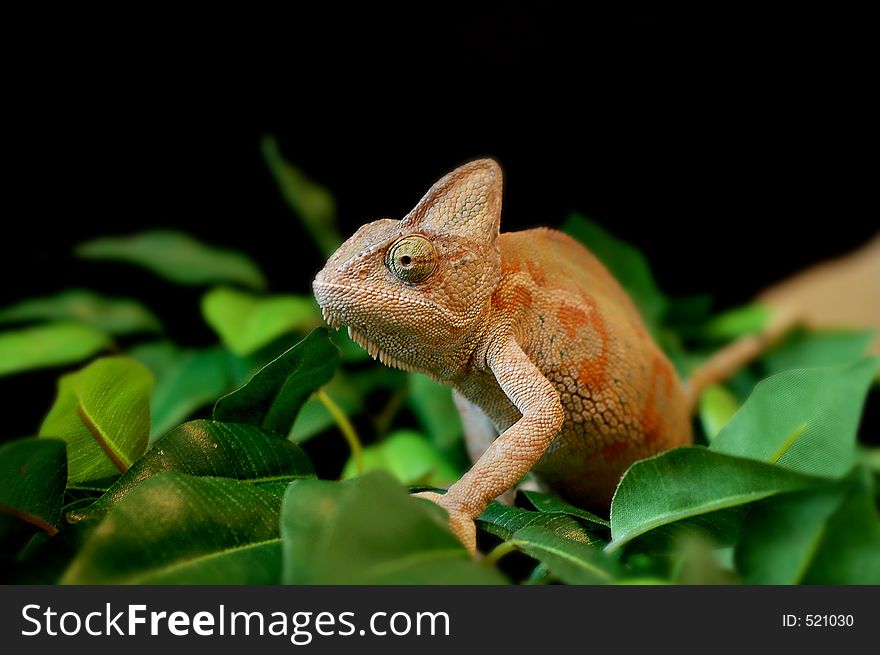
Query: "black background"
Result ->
[[2, 8, 875, 436]]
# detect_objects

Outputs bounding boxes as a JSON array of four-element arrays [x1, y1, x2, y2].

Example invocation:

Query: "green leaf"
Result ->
[[0, 439, 67, 535], [477, 502, 559, 540], [520, 490, 610, 527], [859, 447, 880, 474], [561, 213, 667, 329], [698, 384, 740, 441], [671, 533, 739, 585], [202, 286, 322, 356], [76, 230, 266, 290], [289, 373, 363, 443], [214, 328, 339, 434], [261, 135, 341, 257], [735, 470, 880, 584], [131, 342, 259, 441], [701, 303, 771, 341], [0, 290, 162, 335], [0, 322, 111, 377], [149, 346, 236, 440], [67, 419, 314, 522], [342, 430, 460, 486], [608, 448, 823, 551], [38, 357, 153, 483], [406, 374, 464, 452], [761, 328, 875, 375], [297, 366, 409, 447], [477, 502, 607, 544], [61, 473, 282, 584], [510, 523, 623, 584], [129, 340, 182, 381], [710, 358, 879, 477], [281, 472, 505, 584]]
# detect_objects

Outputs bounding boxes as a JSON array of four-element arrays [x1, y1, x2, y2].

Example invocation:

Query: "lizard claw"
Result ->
[[411, 491, 478, 557]]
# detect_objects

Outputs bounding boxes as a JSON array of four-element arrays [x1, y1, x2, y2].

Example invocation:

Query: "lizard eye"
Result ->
[[386, 234, 437, 283]]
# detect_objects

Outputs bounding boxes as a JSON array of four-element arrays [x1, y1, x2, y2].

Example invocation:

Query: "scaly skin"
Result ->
[[313, 159, 692, 554]]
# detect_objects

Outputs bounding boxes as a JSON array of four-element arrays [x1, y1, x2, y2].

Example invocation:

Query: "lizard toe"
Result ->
[[411, 491, 478, 557]]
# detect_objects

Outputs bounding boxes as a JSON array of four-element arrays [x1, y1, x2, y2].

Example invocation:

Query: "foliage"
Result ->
[[38, 357, 153, 483], [201, 287, 322, 356], [0, 323, 112, 377], [0, 290, 162, 336], [76, 230, 267, 290], [1, 149, 878, 585]]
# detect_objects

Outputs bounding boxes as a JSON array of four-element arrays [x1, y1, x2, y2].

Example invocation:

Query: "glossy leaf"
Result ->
[[67, 420, 314, 522], [761, 328, 875, 375], [202, 286, 322, 356], [510, 523, 622, 584], [281, 472, 504, 584], [478, 502, 568, 540], [0, 322, 111, 377], [261, 135, 341, 257], [478, 501, 608, 547], [214, 328, 339, 434], [0, 290, 161, 335], [710, 358, 879, 477], [131, 342, 257, 441], [61, 473, 282, 584], [561, 213, 667, 328], [149, 346, 236, 440], [76, 230, 266, 290], [0, 439, 67, 535], [698, 384, 740, 441], [342, 430, 460, 486], [608, 448, 822, 551], [735, 471, 880, 584], [39, 357, 153, 483], [520, 490, 609, 527]]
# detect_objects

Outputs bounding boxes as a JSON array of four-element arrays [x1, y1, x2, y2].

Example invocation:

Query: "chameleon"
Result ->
[[312, 158, 877, 555]]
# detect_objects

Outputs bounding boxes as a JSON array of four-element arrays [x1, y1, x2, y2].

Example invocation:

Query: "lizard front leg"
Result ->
[[415, 337, 564, 555]]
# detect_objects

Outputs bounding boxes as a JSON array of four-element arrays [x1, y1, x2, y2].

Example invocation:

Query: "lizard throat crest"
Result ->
[[346, 325, 419, 372], [320, 305, 419, 373]]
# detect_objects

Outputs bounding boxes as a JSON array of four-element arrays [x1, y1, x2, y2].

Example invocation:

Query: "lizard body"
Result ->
[[313, 159, 691, 553]]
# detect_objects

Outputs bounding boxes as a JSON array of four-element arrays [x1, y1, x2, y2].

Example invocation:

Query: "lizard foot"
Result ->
[[411, 491, 477, 557]]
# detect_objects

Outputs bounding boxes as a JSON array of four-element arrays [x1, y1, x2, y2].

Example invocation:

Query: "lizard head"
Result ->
[[313, 158, 503, 376]]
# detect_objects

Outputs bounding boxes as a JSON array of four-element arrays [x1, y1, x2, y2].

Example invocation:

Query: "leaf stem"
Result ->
[[482, 540, 520, 568], [316, 388, 364, 475]]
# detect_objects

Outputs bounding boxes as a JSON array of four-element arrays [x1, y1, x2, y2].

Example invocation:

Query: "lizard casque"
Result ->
[[313, 159, 693, 554]]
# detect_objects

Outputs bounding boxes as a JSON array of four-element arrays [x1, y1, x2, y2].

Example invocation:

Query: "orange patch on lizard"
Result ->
[[501, 254, 522, 275], [491, 286, 532, 312], [556, 305, 590, 339], [576, 356, 606, 391], [569, 293, 610, 390], [525, 259, 547, 287]]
